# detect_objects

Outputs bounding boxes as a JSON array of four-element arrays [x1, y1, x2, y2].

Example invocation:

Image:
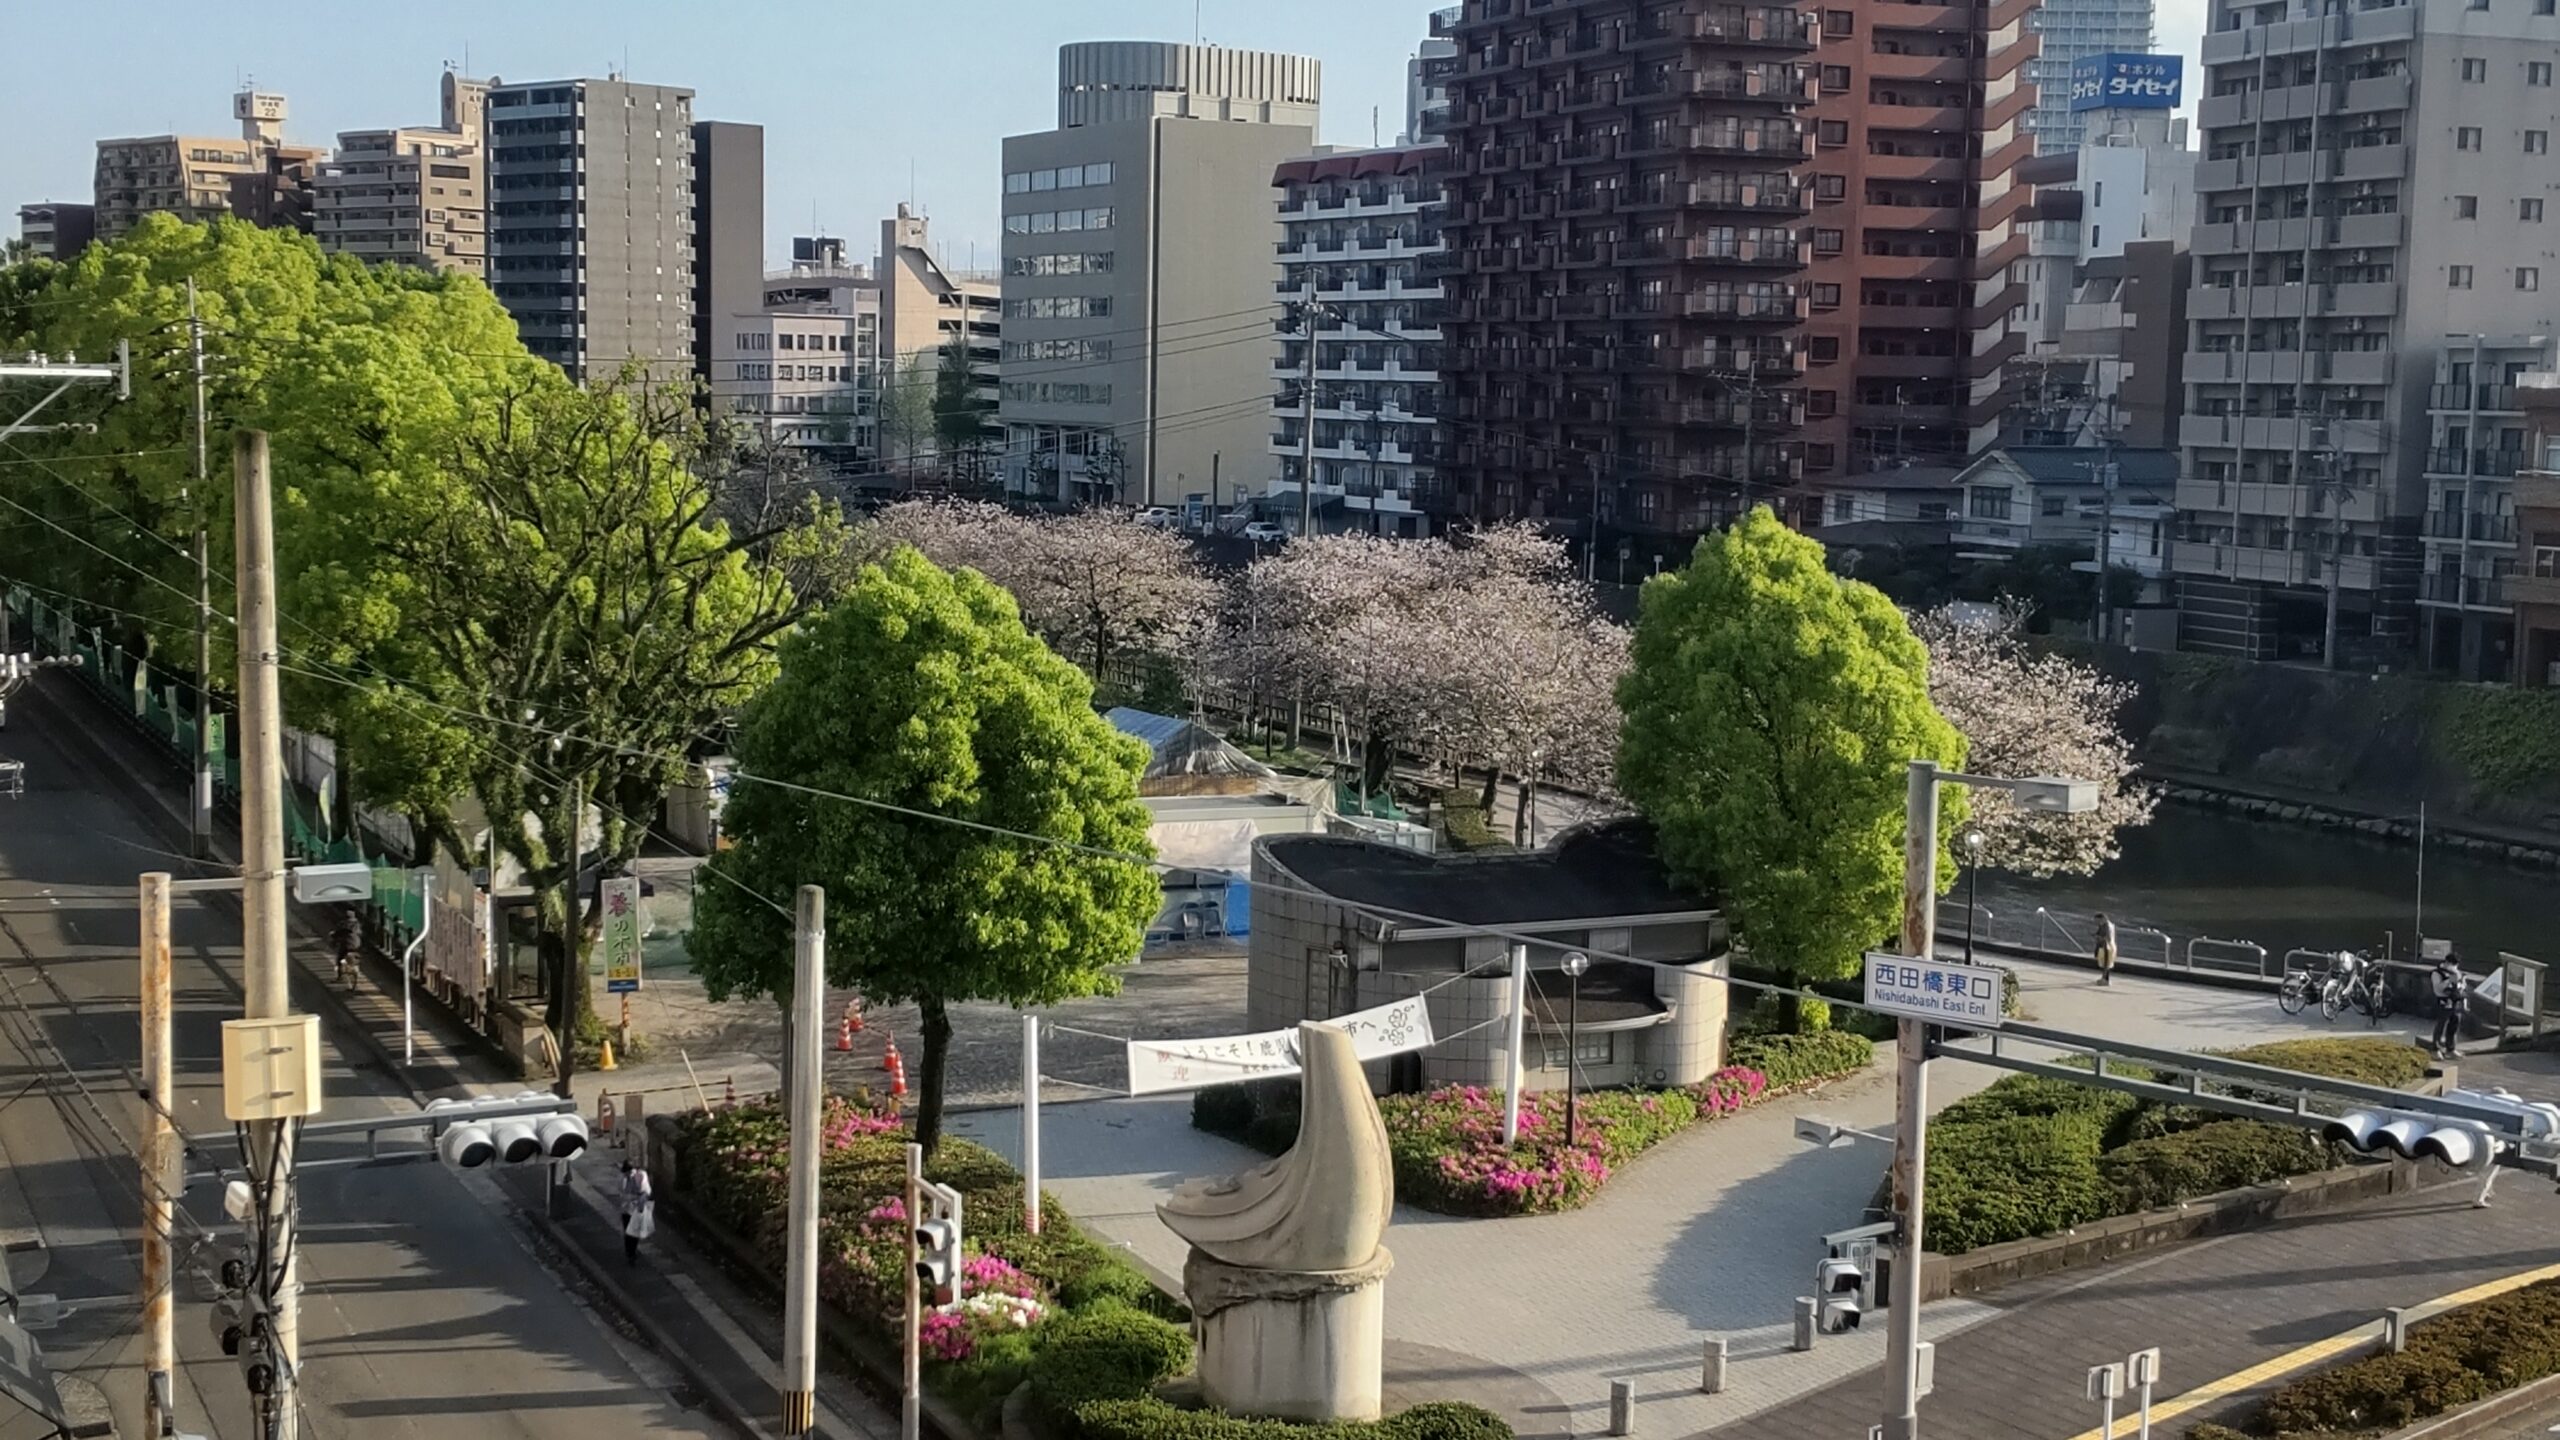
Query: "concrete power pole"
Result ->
[[781, 885, 825, 1434], [187, 280, 216, 859], [1881, 759, 1942, 1440], [140, 872, 177, 1439], [234, 430, 299, 1440]]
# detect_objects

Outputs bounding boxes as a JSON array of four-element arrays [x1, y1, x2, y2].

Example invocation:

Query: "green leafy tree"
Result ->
[[688, 547, 1160, 1154], [931, 336, 995, 472], [1617, 507, 1966, 1029]]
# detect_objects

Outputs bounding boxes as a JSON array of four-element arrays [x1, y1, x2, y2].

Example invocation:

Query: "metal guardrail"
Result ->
[[2182, 936, 2273, 978]]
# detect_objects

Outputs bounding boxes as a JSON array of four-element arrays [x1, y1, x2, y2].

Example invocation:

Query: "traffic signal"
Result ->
[[915, 1178, 966, 1304], [2323, 1108, 2496, 1167], [1815, 1257, 1865, 1333], [428, 1094, 588, 1169]]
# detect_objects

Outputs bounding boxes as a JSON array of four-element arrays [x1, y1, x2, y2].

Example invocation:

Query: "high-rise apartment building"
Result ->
[[92, 91, 324, 242], [485, 77, 696, 380], [315, 72, 490, 276], [2415, 335, 2549, 679], [2513, 373, 2560, 686], [1268, 144, 1446, 536], [999, 42, 1321, 505], [14, 203, 95, 261], [2175, 0, 2560, 663], [1798, 0, 2042, 483], [1408, 36, 1463, 144], [692, 120, 764, 386], [1432, 0, 1818, 543], [2023, 0, 2157, 154]]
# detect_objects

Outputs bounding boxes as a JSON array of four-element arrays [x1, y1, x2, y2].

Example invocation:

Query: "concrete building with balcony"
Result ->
[[879, 204, 1003, 479], [1268, 144, 1446, 537], [2514, 374, 2560, 685], [2416, 336, 2550, 679], [1433, 0, 1819, 545], [1798, 0, 2045, 484], [315, 73, 489, 276], [1410, 31, 1464, 144], [2176, 0, 2560, 663], [999, 42, 1321, 507], [485, 76, 696, 380], [92, 91, 324, 242], [13, 203, 94, 261], [713, 236, 883, 470], [2023, 0, 2158, 154]]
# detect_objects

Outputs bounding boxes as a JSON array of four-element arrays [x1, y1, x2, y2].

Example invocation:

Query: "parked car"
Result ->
[[1135, 506, 1180, 529], [1241, 521, 1288, 545]]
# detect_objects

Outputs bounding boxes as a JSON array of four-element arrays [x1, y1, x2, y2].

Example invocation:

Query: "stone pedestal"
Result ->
[[1185, 1245, 1394, 1422]]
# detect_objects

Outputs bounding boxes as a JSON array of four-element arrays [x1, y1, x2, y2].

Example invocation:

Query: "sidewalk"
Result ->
[[517, 1152, 895, 1440]]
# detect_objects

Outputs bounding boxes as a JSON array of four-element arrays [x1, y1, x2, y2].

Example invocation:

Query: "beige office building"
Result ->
[[314, 73, 489, 276], [93, 90, 322, 241], [1000, 42, 1321, 505], [878, 204, 1002, 466]]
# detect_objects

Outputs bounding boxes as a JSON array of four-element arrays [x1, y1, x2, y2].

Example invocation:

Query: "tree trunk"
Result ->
[[915, 996, 954, 1158], [1478, 762, 1500, 813], [1512, 776, 1531, 845]]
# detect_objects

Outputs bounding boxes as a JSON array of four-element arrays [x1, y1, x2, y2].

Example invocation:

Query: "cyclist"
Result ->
[[331, 905, 362, 986], [2430, 948, 2468, 1060]]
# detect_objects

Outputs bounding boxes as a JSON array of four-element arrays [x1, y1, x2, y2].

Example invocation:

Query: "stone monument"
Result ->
[[1158, 1021, 1394, 1421]]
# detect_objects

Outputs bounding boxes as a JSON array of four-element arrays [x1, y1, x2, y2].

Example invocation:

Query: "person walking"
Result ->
[[619, 1160, 654, 1264], [2093, 912, 2119, 987], [2430, 948, 2469, 1060]]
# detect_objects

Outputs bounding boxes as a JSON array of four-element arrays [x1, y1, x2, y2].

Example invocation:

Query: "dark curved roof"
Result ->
[[1261, 819, 1714, 928], [1272, 143, 1442, 186]]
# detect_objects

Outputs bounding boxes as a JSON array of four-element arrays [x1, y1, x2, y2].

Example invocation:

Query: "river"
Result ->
[[1974, 803, 2555, 967]]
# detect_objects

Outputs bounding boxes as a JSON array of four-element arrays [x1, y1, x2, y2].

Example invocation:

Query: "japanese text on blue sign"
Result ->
[[2069, 53, 2183, 112], [1863, 953, 2005, 1028]]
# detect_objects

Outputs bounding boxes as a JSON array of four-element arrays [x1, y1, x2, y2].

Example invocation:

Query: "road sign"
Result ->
[[1864, 952, 2005, 1029], [600, 876, 643, 995]]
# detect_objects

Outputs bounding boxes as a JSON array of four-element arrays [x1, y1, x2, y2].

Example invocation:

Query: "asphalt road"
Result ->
[[0, 675, 729, 1440]]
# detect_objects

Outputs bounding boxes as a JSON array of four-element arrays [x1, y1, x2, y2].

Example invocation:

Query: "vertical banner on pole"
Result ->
[[1500, 943, 1529, 1148], [600, 876, 644, 994]]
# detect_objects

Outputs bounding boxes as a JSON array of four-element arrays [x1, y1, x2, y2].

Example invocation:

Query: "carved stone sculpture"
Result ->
[[1159, 1021, 1395, 1421]]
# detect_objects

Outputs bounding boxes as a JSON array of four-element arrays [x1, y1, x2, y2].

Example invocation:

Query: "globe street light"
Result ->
[[1560, 951, 1590, 1148]]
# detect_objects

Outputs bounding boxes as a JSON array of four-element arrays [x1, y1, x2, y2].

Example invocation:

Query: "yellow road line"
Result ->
[[2055, 1261, 2560, 1440]]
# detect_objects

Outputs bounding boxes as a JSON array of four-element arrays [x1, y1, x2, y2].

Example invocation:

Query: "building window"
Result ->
[[2451, 264, 2475, 288], [1818, 119, 1849, 147], [1813, 228, 1844, 254], [2041, 494, 2067, 517], [2536, 131, 2554, 153], [1821, 65, 1851, 92], [2460, 127, 2484, 150], [2534, 62, 2554, 84], [1814, 173, 1846, 200], [2458, 195, 2480, 218], [2464, 57, 2489, 80], [1540, 1030, 1612, 1070], [2522, 266, 2542, 290], [1810, 282, 1842, 308], [2528, 198, 2547, 221], [1825, 8, 1853, 31], [1809, 336, 1841, 362], [1969, 487, 2013, 521]]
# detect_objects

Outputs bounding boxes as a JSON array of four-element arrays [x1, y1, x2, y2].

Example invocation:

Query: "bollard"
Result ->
[[2385, 1308, 2411, 1354], [1700, 1338, 1728, 1395], [1607, 1378, 1632, 1437], [1792, 1296, 1818, 1352]]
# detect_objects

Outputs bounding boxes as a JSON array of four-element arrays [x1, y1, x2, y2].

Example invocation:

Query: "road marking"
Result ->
[[2058, 1260, 2560, 1440]]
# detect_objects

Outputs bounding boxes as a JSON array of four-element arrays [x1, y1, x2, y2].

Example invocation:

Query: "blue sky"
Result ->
[[2, 0, 1446, 269]]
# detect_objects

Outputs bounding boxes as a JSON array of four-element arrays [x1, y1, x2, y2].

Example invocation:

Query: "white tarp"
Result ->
[[1148, 818, 1261, 874], [1125, 994, 1436, 1096]]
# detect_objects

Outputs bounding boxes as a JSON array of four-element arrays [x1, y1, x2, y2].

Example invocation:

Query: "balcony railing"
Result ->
[[2423, 510, 2520, 543], [2420, 574, 2510, 609], [2427, 448, 2526, 478], [2431, 383, 2520, 413]]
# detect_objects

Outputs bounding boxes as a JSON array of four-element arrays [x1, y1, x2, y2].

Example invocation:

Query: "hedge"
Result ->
[[2198, 1277, 2560, 1436], [1193, 1033, 1873, 1217], [1923, 1037, 2430, 1254], [1029, 1301, 1514, 1440]]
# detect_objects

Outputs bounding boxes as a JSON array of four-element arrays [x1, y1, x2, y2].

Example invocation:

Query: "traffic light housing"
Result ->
[[914, 1179, 966, 1304], [1815, 1257, 1865, 1333], [428, 1094, 588, 1169], [2323, 1109, 2496, 1167]]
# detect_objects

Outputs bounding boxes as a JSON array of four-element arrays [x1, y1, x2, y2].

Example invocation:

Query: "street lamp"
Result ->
[[1881, 762, 2098, 1440], [1560, 951, 1589, 1148], [1961, 829, 1985, 965]]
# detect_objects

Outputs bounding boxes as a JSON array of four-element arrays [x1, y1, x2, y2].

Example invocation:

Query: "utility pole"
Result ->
[[2091, 414, 2121, 645], [187, 280, 216, 859], [781, 885, 824, 1435], [902, 1143, 924, 1440], [554, 776, 585, 1103], [2316, 417, 2345, 669], [140, 872, 176, 1440], [1586, 454, 1602, 582], [1738, 370, 1759, 521], [234, 429, 298, 1440], [1881, 760, 1941, 1440]]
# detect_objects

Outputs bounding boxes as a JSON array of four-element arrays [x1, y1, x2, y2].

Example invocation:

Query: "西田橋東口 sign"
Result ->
[[2069, 53, 2183, 112], [1863, 953, 2005, 1029], [1124, 994, 1436, 1095]]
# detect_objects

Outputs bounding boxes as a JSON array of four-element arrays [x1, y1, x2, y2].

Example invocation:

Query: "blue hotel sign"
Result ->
[[2069, 53, 2183, 112]]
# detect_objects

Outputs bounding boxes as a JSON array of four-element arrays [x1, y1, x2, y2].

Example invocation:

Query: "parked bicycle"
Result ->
[[2315, 950, 2394, 1025]]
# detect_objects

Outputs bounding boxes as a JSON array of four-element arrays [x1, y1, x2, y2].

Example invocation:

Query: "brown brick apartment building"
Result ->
[[1429, 0, 2039, 542]]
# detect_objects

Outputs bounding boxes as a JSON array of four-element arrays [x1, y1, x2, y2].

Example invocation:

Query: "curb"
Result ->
[[524, 1203, 780, 1440]]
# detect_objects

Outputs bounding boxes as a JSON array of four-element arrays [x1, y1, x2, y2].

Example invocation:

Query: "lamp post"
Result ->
[[1561, 951, 1589, 1148], [1883, 765, 2098, 1440], [1961, 829, 1985, 964]]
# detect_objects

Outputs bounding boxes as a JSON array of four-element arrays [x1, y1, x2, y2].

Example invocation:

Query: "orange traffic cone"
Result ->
[[836, 1003, 857, 1052], [722, 1074, 737, 1110], [847, 999, 865, 1033], [886, 1041, 909, 1103], [881, 1034, 900, 1073]]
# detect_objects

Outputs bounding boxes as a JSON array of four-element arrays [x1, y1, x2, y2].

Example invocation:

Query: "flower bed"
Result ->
[[1193, 1030, 1875, 1218], [675, 1093, 1175, 1423], [1926, 1037, 2435, 1255], [2191, 1276, 2560, 1438]]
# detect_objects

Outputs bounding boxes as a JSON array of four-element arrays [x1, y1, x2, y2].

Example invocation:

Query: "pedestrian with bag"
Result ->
[[2430, 948, 2469, 1060], [619, 1160, 654, 1264], [2093, 912, 2119, 987]]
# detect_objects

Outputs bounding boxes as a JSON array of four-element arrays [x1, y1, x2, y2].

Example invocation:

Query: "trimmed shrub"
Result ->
[[2217, 1037, 2433, 1089], [2256, 1350, 2491, 1434], [1925, 1109, 2117, 1254], [2097, 1121, 2336, 1212], [1727, 1030, 1877, 1091]]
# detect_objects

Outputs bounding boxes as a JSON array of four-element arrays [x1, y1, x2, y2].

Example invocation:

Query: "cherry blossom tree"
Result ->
[[1908, 602, 2155, 877]]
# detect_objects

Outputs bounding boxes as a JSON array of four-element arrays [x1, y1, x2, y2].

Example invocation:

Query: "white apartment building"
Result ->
[[2176, 0, 2560, 662], [2025, 0, 2161, 154], [716, 237, 882, 464], [1000, 42, 1321, 506], [315, 73, 489, 276], [1266, 144, 1444, 537], [2416, 334, 2551, 679]]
